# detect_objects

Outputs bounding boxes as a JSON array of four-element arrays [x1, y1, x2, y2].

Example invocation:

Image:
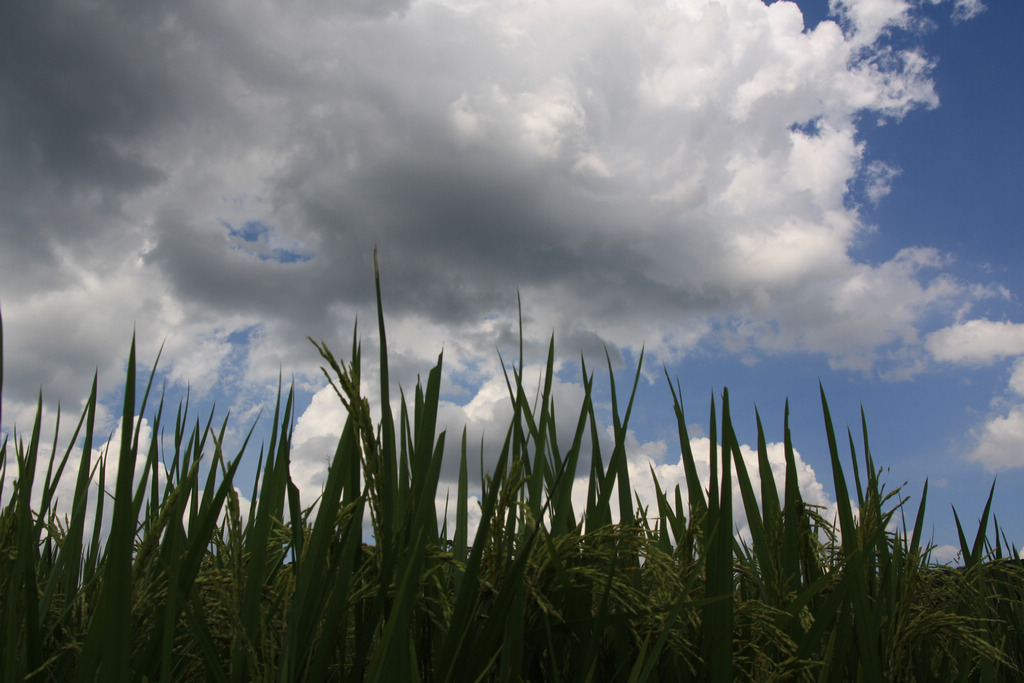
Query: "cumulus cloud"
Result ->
[[926, 320, 1024, 365], [1, 413, 154, 544], [962, 357, 1024, 472], [929, 544, 960, 565], [0, 0, 992, 461], [427, 427, 836, 546], [832, 0, 915, 45], [625, 434, 833, 539], [928, 322, 1024, 471], [291, 349, 837, 546], [1008, 357, 1024, 397], [290, 355, 591, 495], [967, 405, 1024, 471]]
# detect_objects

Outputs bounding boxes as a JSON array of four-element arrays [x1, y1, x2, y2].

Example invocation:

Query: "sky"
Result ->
[[1, 0, 1022, 561]]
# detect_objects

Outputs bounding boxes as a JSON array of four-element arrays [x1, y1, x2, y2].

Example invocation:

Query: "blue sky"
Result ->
[[1, 0, 1021, 559]]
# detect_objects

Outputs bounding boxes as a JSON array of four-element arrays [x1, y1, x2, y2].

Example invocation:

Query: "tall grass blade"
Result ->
[[664, 371, 707, 519], [75, 335, 144, 682], [704, 389, 734, 681], [732, 414, 776, 602], [819, 385, 882, 681], [8, 394, 44, 680], [374, 246, 398, 553]]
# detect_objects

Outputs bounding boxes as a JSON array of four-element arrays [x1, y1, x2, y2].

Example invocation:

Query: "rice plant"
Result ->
[[1, 260, 1021, 681]]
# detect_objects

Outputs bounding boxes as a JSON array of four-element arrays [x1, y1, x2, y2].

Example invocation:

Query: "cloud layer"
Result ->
[[0, 0, 1009, 486]]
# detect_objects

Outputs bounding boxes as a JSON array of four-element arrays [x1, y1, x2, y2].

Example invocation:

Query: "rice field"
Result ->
[[2, 263, 1022, 681]]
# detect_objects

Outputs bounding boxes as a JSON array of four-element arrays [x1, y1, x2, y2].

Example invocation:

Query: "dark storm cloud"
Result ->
[[0, 3, 173, 192], [0, 1, 220, 297], [0, 0, 317, 276], [270, 112, 726, 336], [334, 0, 413, 17]]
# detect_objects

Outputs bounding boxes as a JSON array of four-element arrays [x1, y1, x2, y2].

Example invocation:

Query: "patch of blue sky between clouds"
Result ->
[[788, 116, 824, 137], [224, 220, 314, 265]]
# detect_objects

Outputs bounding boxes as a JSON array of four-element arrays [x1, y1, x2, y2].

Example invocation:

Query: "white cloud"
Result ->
[[927, 328, 1024, 472], [832, 0, 914, 45], [864, 159, 900, 204], [430, 427, 836, 547], [967, 404, 1024, 471], [1008, 358, 1024, 397], [735, 246, 963, 372], [943, 0, 986, 23], [516, 78, 586, 158], [926, 319, 1024, 365], [293, 384, 352, 447], [621, 434, 834, 540], [1, 413, 157, 547], [291, 342, 838, 544], [929, 544, 960, 565]]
